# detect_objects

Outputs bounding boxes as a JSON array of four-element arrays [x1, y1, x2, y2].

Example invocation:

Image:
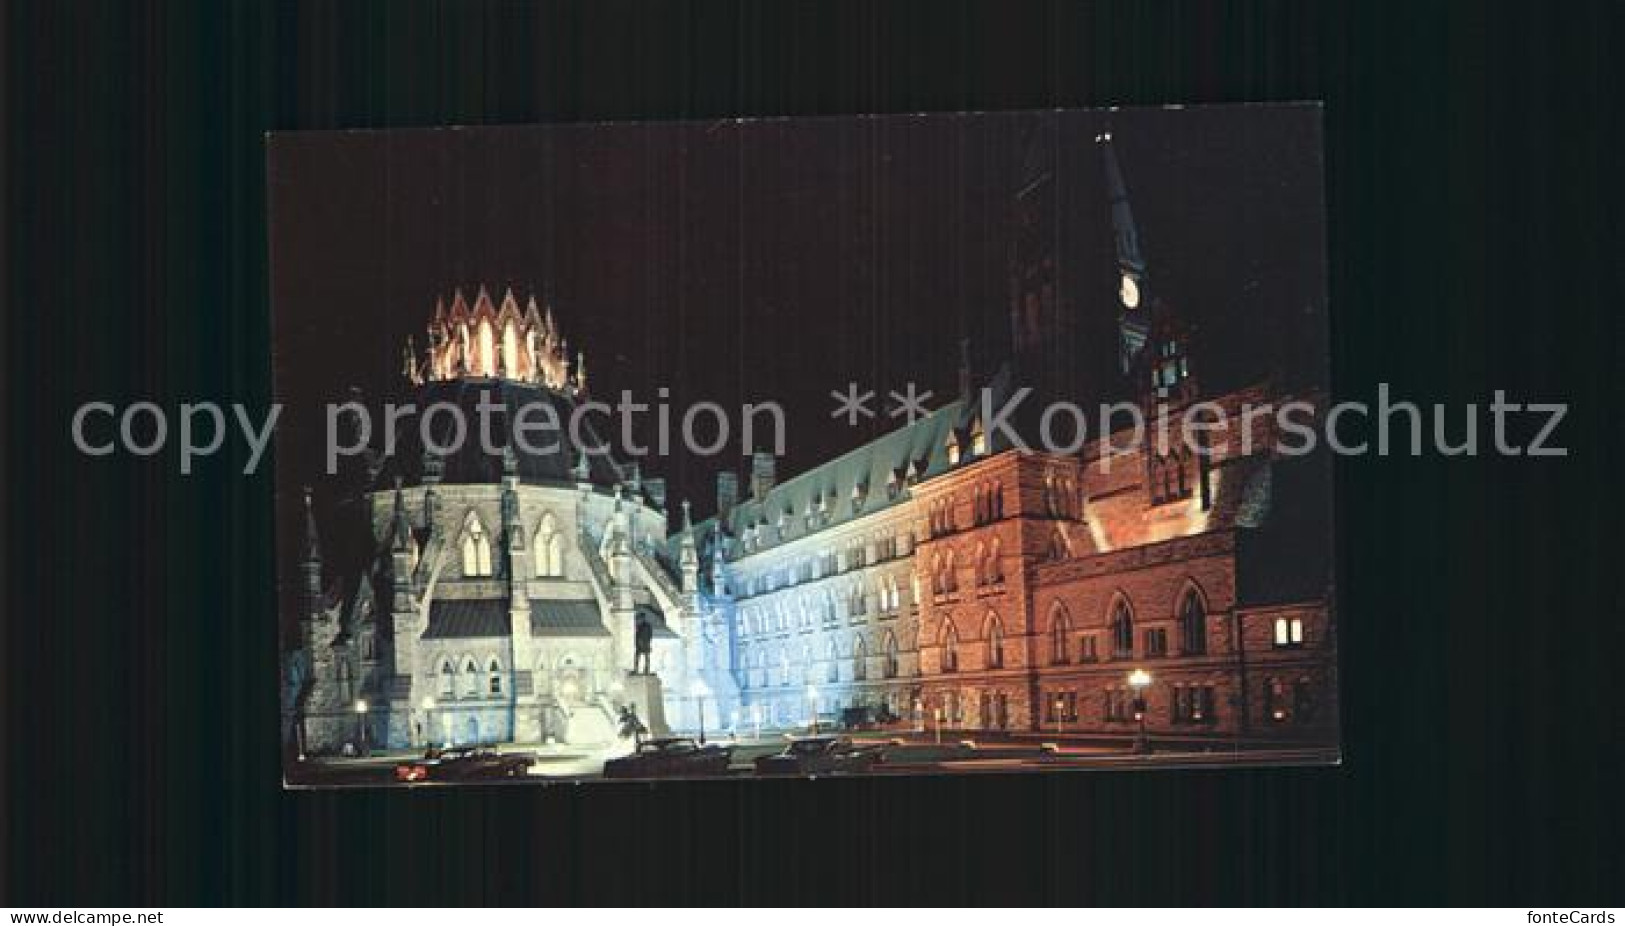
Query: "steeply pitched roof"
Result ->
[[422, 596, 617, 639], [714, 368, 1013, 558], [530, 598, 611, 637], [423, 598, 509, 639]]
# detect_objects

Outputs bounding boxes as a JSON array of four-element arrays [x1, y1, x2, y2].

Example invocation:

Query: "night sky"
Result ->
[[268, 105, 1328, 534]]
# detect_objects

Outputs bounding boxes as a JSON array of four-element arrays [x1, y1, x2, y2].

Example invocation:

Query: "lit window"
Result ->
[[1273, 617, 1305, 648], [535, 512, 564, 578], [462, 516, 493, 577]]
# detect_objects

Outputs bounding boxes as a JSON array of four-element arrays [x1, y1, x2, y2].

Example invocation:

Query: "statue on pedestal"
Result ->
[[632, 615, 653, 675]]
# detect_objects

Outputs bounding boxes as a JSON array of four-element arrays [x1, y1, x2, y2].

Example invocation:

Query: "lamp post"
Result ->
[[420, 696, 435, 748], [1127, 669, 1151, 755], [690, 680, 708, 745], [805, 685, 819, 734], [354, 699, 369, 756]]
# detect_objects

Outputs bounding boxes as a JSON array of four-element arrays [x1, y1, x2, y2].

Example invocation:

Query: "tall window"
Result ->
[[1180, 588, 1208, 655], [462, 515, 493, 577], [1049, 604, 1072, 664], [438, 659, 454, 697], [1144, 628, 1168, 657], [883, 633, 899, 679], [336, 657, 354, 702], [852, 637, 867, 682], [941, 621, 960, 673], [502, 319, 520, 376], [1111, 599, 1134, 658], [986, 615, 1005, 669], [476, 318, 495, 376], [535, 512, 564, 577], [487, 658, 503, 696], [826, 639, 839, 683], [461, 657, 479, 698]]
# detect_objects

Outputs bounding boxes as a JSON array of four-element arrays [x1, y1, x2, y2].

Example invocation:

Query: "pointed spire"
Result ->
[[1097, 130, 1146, 276], [1098, 129, 1151, 374], [390, 478, 412, 553], [681, 498, 694, 531], [300, 486, 322, 564]]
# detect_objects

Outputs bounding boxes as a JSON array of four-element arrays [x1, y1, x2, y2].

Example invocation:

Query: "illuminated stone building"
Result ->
[[284, 132, 1336, 753], [286, 290, 733, 754], [699, 133, 1337, 744]]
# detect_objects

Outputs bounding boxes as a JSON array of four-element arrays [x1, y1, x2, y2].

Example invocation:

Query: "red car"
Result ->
[[394, 746, 534, 782]]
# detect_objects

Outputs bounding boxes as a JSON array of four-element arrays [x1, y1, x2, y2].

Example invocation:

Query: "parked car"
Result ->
[[602, 737, 734, 779], [754, 735, 885, 776], [393, 746, 534, 782]]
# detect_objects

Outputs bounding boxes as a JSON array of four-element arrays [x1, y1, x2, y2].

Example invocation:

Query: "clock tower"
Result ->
[[1098, 130, 1151, 375], [1098, 129, 1197, 405]]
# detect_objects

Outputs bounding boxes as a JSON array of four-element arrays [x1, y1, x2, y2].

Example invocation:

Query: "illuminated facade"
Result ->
[[287, 300, 731, 754], [696, 133, 1337, 744], [283, 132, 1335, 755]]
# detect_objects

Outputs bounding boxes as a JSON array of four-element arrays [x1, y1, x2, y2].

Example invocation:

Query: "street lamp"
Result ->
[[690, 680, 708, 745], [354, 699, 369, 756], [1127, 669, 1151, 755], [805, 685, 819, 734]]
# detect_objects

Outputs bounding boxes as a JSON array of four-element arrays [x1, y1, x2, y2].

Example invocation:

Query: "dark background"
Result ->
[[4, 0, 1620, 906], [268, 105, 1329, 557]]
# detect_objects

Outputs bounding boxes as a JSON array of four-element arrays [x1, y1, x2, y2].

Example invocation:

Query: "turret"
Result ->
[[678, 500, 700, 594], [299, 486, 323, 610]]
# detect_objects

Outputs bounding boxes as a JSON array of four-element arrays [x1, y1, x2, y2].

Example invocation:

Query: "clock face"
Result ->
[[1119, 273, 1140, 309]]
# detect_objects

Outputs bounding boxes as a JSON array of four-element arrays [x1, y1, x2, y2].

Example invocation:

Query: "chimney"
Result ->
[[717, 471, 739, 521], [750, 451, 777, 501]]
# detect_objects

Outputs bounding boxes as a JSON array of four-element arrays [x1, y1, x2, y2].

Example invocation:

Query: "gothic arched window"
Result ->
[[438, 659, 455, 697], [462, 515, 493, 577], [487, 658, 504, 696], [1050, 603, 1072, 665], [940, 620, 960, 674], [461, 657, 480, 697], [852, 636, 867, 681], [1111, 598, 1134, 658], [883, 632, 899, 679], [535, 512, 564, 578], [1180, 587, 1208, 655]]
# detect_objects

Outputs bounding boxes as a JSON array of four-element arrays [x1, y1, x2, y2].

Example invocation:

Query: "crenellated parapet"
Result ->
[[404, 285, 587, 395]]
